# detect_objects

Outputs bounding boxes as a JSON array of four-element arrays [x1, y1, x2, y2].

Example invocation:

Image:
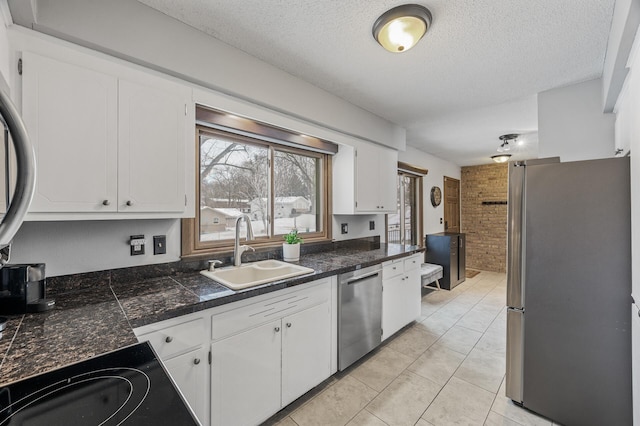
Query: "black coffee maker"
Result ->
[[0, 264, 55, 314]]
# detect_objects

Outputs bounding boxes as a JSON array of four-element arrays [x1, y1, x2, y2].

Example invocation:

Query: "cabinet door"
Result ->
[[22, 52, 118, 212], [118, 78, 188, 212], [282, 301, 331, 406], [382, 274, 406, 340], [404, 264, 422, 324], [163, 346, 208, 425], [378, 145, 398, 212], [355, 143, 398, 213], [210, 320, 282, 426], [354, 146, 380, 211]]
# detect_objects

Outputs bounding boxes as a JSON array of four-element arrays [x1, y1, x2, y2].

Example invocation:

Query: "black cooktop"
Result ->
[[0, 342, 200, 425]]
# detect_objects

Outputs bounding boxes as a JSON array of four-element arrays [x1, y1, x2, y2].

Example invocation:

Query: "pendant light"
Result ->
[[373, 4, 433, 53]]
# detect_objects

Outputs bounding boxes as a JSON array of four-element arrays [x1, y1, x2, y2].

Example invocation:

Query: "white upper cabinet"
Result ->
[[333, 141, 397, 214], [22, 52, 119, 213], [21, 48, 193, 219], [118, 78, 188, 212]]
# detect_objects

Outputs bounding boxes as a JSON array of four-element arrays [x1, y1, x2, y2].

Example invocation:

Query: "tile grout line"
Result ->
[[417, 272, 505, 424]]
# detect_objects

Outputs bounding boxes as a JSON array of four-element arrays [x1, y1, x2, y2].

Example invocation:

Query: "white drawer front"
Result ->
[[211, 279, 330, 341], [138, 317, 205, 360], [382, 259, 403, 279], [404, 255, 421, 272]]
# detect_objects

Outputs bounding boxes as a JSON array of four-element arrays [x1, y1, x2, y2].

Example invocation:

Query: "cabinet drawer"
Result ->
[[138, 318, 205, 360], [382, 259, 403, 279], [404, 255, 421, 272], [211, 279, 330, 341]]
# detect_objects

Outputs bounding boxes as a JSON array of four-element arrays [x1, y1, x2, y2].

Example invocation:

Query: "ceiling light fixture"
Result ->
[[492, 134, 519, 163], [372, 4, 432, 53], [492, 154, 512, 163]]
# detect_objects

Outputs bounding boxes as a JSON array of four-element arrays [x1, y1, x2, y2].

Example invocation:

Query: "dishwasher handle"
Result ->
[[345, 271, 380, 285]]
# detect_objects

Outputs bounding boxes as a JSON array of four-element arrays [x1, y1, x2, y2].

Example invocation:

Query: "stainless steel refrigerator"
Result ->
[[506, 157, 632, 426]]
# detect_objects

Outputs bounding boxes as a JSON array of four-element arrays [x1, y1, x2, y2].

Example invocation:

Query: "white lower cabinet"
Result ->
[[134, 269, 422, 426], [210, 282, 331, 426], [281, 301, 331, 406], [210, 320, 282, 426], [163, 346, 209, 422], [382, 254, 422, 340], [134, 316, 208, 425]]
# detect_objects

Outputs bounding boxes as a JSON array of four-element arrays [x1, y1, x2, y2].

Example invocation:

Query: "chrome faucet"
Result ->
[[234, 214, 255, 267]]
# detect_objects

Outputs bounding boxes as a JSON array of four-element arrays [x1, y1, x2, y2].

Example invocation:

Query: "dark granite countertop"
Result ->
[[0, 243, 423, 386]]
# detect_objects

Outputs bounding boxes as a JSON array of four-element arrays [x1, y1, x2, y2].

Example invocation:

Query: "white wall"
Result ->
[[538, 78, 616, 161], [398, 146, 461, 236], [332, 215, 384, 242], [602, 0, 640, 111], [9, 220, 180, 276]]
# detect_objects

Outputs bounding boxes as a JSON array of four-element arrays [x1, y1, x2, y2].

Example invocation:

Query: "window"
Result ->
[[182, 125, 331, 257], [387, 163, 425, 246]]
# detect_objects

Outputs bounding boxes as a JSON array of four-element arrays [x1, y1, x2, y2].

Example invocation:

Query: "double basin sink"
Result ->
[[200, 259, 315, 290]]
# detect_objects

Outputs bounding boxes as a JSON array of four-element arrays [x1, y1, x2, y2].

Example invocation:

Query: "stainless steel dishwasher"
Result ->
[[338, 264, 383, 370]]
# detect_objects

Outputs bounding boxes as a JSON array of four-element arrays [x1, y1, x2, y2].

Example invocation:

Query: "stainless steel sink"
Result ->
[[200, 259, 314, 290]]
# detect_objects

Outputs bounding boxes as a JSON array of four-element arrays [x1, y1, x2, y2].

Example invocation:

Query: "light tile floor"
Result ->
[[264, 271, 559, 426]]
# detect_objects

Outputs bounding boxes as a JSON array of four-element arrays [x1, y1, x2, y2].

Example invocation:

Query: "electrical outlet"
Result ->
[[440, 218, 443, 224], [341, 223, 348, 234], [130, 235, 146, 256], [153, 235, 167, 255], [369, 221, 375, 230]]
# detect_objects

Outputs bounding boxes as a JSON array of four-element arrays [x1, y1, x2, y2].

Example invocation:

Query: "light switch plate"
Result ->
[[341, 223, 348, 234], [153, 235, 167, 255]]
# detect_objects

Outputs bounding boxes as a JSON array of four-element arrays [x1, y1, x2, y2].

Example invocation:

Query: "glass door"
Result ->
[[387, 172, 421, 245]]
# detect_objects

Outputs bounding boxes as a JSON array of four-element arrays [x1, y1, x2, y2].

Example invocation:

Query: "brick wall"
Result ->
[[461, 163, 508, 272]]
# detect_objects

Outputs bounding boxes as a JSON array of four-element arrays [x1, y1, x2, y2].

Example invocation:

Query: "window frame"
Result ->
[[182, 125, 332, 258], [385, 162, 425, 247]]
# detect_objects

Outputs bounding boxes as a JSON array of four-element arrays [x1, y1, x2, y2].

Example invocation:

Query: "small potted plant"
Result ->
[[283, 229, 303, 262]]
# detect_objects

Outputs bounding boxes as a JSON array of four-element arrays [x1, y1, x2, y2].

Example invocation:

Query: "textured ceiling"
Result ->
[[137, 0, 615, 165]]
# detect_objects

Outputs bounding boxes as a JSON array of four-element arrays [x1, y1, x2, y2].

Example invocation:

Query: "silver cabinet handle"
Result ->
[[165, 336, 173, 343], [126, 200, 133, 206], [193, 358, 200, 365], [102, 199, 110, 206], [286, 322, 292, 328], [274, 326, 280, 332]]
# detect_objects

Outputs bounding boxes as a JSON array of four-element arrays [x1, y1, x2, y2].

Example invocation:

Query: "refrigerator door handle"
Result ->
[[506, 307, 525, 404], [507, 163, 525, 309]]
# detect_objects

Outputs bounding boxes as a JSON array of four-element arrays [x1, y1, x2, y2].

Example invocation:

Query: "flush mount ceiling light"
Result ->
[[372, 4, 433, 53], [492, 154, 512, 163]]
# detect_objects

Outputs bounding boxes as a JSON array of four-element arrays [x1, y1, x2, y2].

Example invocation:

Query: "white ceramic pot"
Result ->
[[282, 243, 300, 262]]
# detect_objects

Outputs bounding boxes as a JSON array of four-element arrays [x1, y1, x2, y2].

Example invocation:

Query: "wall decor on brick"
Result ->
[[460, 163, 508, 272]]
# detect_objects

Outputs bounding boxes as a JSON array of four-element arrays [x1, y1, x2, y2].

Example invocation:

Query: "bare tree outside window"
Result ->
[[274, 150, 320, 234], [198, 129, 323, 244]]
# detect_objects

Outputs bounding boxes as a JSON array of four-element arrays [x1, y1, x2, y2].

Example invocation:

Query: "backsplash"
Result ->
[[47, 236, 381, 296]]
